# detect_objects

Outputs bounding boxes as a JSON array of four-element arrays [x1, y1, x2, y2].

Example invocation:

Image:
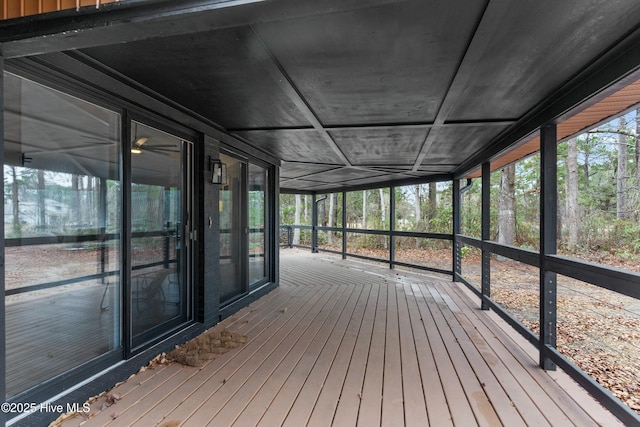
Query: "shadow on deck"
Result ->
[[56, 249, 623, 427]]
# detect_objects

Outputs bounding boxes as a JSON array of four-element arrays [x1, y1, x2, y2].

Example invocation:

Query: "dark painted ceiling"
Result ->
[[4, 0, 640, 192]]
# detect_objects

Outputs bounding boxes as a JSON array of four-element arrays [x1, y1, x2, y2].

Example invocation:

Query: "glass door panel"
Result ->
[[248, 164, 267, 286], [219, 154, 246, 302], [4, 73, 122, 397], [130, 122, 191, 342]]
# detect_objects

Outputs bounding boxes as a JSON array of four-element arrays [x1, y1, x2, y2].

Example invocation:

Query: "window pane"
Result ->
[[4, 73, 121, 396], [219, 154, 245, 301], [130, 122, 189, 340], [249, 164, 267, 286]]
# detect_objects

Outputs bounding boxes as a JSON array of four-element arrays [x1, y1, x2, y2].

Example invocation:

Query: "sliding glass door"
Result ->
[[219, 155, 269, 304], [4, 73, 122, 397], [130, 122, 192, 346], [249, 163, 267, 286], [219, 154, 245, 302]]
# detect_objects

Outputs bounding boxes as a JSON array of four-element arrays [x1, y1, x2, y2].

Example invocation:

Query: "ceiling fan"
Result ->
[[130, 136, 180, 156], [131, 136, 148, 154]]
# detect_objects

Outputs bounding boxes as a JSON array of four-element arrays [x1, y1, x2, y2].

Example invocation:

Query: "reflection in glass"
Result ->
[[219, 154, 245, 301], [4, 73, 121, 396], [249, 164, 267, 286], [130, 122, 190, 340]]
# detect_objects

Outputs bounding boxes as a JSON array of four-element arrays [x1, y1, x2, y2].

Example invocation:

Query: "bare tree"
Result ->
[[497, 164, 515, 248], [428, 181, 437, 226], [617, 116, 628, 220], [327, 193, 335, 244], [11, 167, 20, 232], [565, 137, 579, 252], [362, 190, 367, 229], [379, 188, 387, 249], [38, 170, 47, 228], [636, 109, 640, 220], [293, 194, 301, 245]]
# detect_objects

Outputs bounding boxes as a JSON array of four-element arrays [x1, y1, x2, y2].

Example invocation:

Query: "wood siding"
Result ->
[[1, 0, 119, 20]]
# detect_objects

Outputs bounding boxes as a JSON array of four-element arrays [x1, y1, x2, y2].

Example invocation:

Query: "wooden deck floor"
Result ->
[[58, 249, 624, 427]]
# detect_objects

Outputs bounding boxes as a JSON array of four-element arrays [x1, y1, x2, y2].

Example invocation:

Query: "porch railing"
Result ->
[[280, 224, 454, 277]]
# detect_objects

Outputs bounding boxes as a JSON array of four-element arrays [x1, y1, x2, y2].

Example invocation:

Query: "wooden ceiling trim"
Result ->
[[1, 0, 119, 20], [466, 79, 640, 178]]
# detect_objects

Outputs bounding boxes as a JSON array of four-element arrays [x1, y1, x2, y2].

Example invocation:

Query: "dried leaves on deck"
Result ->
[[167, 329, 248, 367]]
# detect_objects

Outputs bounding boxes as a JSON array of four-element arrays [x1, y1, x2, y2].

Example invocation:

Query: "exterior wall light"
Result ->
[[210, 157, 227, 185]]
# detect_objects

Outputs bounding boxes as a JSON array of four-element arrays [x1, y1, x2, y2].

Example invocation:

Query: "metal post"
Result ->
[[0, 56, 7, 426], [481, 162, 491, 310], [272, 165, 280, 286], [453, 178, 461, 280], [540, 123, 558, 370], [313, 194, 327, 253], [311, 193, 318, 253], [342, 191, 347, 259], [389, 185, 395, 269]]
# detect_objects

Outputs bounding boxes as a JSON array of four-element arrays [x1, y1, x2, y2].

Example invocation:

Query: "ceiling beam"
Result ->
[[412, 0, 512, 172], [228, 119, 517, 133], [0, 0, 411, 59], [280, 173, 454, 194], [250, 25, 352, 167]]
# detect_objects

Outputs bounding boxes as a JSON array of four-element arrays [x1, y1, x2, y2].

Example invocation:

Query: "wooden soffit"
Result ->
[[467, 78, 640, 178]]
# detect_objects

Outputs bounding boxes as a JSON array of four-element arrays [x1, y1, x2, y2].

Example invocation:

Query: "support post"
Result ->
[[200, 135, 221, 327], [540, 124, 558, 370], [389, 186, 395, 269], [311, 193, 318, 253], [342, 191, 347, 259], [453, 178, 461, 281], [481, 162, 491, 310], [271, 165, 280, 286]]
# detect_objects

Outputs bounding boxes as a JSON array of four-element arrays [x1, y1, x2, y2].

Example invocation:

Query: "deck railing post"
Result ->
[[539, 123, 558, 370], [389, 185, 395, 269], [481, 162, 491, 310], [453, 178, 461, 281], [311, 193, 318, 253], [342, 191, 347, 259]]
